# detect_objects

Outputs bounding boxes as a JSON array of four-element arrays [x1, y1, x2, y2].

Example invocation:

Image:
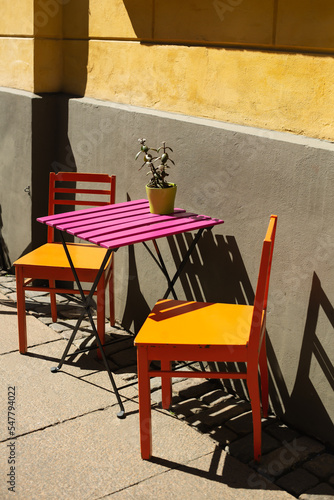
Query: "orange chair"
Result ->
[[135, 215, 277, 462], [14, 172, 116, 354]]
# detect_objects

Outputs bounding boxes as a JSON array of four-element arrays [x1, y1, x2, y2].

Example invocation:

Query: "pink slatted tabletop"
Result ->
[[37, 199, 224, 248]]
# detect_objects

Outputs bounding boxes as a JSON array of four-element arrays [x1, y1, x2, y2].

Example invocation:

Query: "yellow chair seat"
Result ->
[[14, 242, 110, 271], [134, 299, 254, 346]]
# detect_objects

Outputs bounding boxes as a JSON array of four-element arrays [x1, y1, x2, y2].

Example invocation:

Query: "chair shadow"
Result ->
[[150, 445, 277, 491], [284, 272, 334, 444], [148, 299, 213, 321], [23, 327, 138, 376], [167, 230, 252, 398], [0, 298, 19, 312], [166, 231, 334, 445], [167, 230, 254, 304]]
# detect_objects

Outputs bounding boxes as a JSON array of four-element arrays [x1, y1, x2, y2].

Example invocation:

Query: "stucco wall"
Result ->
[[47, 95, 333, 445], [63, 0, 334, 141], [1, 1, 334, 140], [0, 89, 34, 262], [0, 88, 57, 264]]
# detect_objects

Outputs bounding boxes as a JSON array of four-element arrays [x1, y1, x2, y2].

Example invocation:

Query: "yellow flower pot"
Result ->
[[146, 183, 177, 215]]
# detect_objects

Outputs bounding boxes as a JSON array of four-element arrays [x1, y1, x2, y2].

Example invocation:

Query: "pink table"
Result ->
[[38, 198, 223, 249], [38, 198, 224, 416]]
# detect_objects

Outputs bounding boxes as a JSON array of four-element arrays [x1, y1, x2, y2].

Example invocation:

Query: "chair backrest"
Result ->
[[248, 215, 277, 354], [47, 172, 116, 242]]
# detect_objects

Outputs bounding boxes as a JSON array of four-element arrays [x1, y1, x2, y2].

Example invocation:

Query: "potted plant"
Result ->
[[135, 138, 177, 214]]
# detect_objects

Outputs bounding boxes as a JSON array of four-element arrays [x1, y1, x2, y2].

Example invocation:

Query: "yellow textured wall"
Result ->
[[0, 0, 34, 36], [88, 0, 152, 39], [153, 0, 274, 45], [34, 0, 63, 38], [0, 0, 63, 92], [33, 0, 63, 91], [65, 41, 333, 141], [0, 39, 34, 92], [277, 0, 334, 50], [65, 0, 334, 141], [0, 0, 34, 91], [1, 0, 334, 140], [34, 39, 63, 93]]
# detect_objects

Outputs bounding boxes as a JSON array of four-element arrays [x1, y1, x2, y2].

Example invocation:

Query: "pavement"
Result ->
[[0, 270, 333, 499]]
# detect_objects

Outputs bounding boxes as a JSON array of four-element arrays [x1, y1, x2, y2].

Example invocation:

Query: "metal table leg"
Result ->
[[50, 232, 125, 419]]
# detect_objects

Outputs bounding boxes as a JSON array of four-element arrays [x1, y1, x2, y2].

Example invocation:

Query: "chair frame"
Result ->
[[14, 172, 116, 354], [135, 215, 277, 462]]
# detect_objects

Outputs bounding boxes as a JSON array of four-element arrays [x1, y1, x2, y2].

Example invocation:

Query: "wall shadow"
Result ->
[[284, 273, 334, 445], [123, 0, 334, 55], [167, 229, 252, 398], [121, 194, 151, 332], [151, 444, 280, 492], [0, 205, 10, 270], [166, 230, 333, 445], [120, 242, 151, 333], [30, 1, 89, 251], [167, 230, 254, 304]]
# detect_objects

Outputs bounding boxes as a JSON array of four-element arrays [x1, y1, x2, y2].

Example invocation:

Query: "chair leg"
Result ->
[[15, 266, 27, 354], [108, 256, 115, 327], [247, 368, 262, 463], [137, 346, 152, 460], [161, 359, 172, 409], [259, 335, 269, 418], [96, 278, 106, 360], [49, 280, 58, 323]]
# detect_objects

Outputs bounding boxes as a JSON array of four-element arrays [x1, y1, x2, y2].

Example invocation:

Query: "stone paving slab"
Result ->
[[227, 431, 280, 464], [1, 274, 333, 499], [0, 401, 219, 500], [275, 468, 319, 497], [254, 436, 326, 480], [187, 400, 251, 432], [105, 448, 295, 500], [0, 292, 60, 354], [299, 482, 334, 499], [0, 341, 132, 441], [264, 422, 300, 445], [302, 452, 334, 480], [80, 368, 139, 401]]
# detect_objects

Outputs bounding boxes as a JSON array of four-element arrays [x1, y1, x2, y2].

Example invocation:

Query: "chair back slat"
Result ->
[[52, 200, 109, 206], [47, 172, 116, 242], [53, 188, 113, 196], [248, 215, 277, 354]]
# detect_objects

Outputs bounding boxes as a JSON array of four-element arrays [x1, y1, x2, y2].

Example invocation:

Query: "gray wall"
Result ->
[[0, 88, 34, 265], [0, 88, 57, 265], [1, 90, 333, 446]]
